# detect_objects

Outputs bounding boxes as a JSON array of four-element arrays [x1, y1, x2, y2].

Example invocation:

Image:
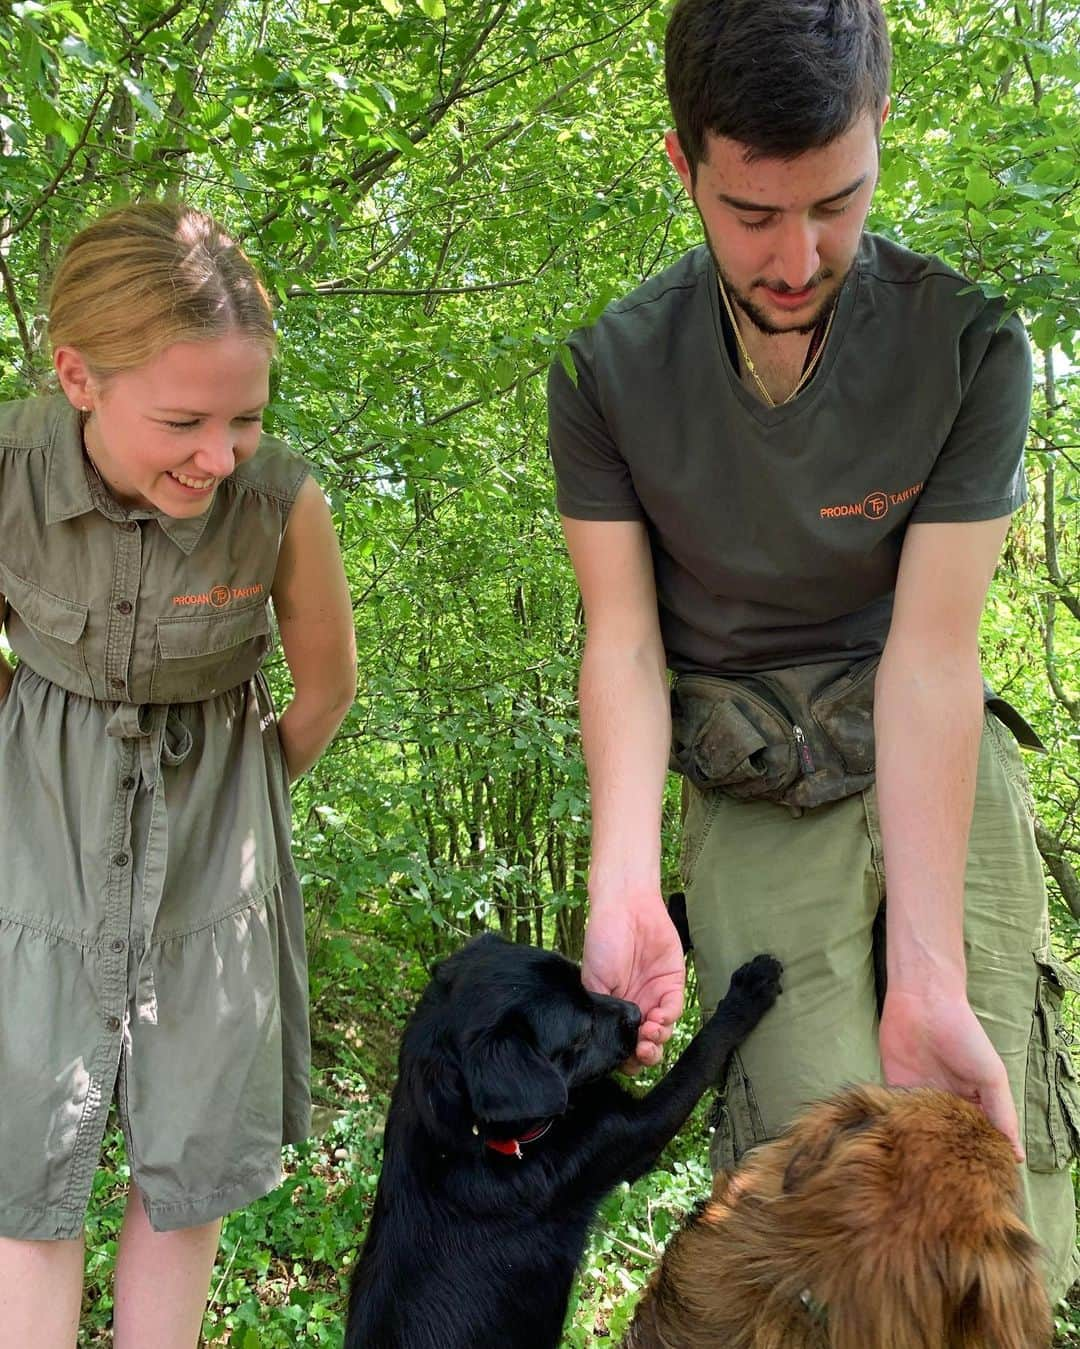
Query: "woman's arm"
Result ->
[[270, 476, 357, 781]]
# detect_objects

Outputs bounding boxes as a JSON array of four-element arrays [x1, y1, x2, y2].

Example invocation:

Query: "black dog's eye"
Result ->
[[567, 1025, 594, 1054]]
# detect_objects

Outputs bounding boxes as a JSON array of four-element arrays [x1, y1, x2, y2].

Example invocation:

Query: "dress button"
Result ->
[[105, 1015, 121, 1032], [122, 521, 138, 533], [111, 938, 127, 953], [110, 677, 124, 689], [121, 775, 136, 790], [113, 852, 129, 867], [116, 600, 133, 615]]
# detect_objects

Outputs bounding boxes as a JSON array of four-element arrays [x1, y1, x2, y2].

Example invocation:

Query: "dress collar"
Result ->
[[44, 396, 211, 555]]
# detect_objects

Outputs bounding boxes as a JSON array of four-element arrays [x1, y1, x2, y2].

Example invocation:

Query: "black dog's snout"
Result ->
[[589, 992, 641, 1056], [595, 991, 641, 1031], [613, 998, 642, 1055]]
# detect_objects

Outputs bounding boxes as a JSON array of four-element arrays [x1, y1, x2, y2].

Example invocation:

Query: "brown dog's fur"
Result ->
[[624, 1084, 1052, 1349]]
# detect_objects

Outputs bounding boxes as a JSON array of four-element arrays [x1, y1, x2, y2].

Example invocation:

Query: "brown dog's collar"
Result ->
[[482, 1119, 553, 1160], [799, 1288, 828, 1327]]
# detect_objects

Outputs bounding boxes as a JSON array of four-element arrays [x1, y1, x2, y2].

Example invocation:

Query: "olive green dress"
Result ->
[[0, 395, 312, 1238]]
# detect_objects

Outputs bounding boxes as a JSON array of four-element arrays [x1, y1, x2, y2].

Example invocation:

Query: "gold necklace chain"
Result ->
[[718, 273, 836, 408]]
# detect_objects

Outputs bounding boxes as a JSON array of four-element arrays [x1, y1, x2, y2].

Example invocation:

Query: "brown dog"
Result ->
[[624, 1084, 1052, 1349]]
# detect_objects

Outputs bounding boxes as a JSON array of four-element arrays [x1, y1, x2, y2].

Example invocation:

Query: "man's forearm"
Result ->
[[580, 634, 671, 901], [875, 644, 984, 995]]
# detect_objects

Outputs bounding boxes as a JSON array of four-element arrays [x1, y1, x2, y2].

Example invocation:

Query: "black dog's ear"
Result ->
[[399, 1035, 473, 1150], [461, 1016, 568, 1125]]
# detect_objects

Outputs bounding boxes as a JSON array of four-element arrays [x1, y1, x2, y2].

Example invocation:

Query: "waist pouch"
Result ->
[[670, 656, 1044, 811]]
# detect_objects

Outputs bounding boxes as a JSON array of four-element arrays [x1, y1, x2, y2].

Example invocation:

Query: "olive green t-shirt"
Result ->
[[547, 234, 1031, 675]]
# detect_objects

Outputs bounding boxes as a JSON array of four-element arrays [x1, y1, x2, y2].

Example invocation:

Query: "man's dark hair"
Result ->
[[665, 0, 891, 176]]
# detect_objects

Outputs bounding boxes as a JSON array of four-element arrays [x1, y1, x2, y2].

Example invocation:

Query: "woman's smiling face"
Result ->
[[60, 332, 271, 517]]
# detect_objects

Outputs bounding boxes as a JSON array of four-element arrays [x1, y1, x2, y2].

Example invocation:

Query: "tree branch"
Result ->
[[0, 248, 34, 372], [1036, 817, 1080, 923]]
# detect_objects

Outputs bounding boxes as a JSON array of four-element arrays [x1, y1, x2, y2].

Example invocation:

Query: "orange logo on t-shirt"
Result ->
[[171, 582, 264, 607], [819, 482, 924, 521]]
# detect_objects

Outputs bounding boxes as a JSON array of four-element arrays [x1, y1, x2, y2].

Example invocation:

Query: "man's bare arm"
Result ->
[[561, 517, 685, 1065], [875, 515, 1021, 1155]]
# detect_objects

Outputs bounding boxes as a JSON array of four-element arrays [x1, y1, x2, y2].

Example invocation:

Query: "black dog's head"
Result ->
[[398, 933, 641, 1151]]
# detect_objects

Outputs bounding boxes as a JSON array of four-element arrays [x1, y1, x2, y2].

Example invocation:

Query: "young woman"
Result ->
[[0, 202, 357, 1346]]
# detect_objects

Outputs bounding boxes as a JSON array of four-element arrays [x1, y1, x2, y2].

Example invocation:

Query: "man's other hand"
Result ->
[[880, 987, 1023, 1161]]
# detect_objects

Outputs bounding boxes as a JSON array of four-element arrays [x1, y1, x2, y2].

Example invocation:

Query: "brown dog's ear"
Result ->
[[825, 1184, 1053, 1349], [461, 1016, 569, 1126], [782, 1087, 879, 1194], [830, 1227, 1053, 1349], [949, 1224, 1054, 1349]]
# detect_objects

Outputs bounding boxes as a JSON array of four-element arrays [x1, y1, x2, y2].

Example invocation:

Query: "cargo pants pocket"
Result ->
[[707, 1049, 771, 1172], [1025, 951, 1080, 1173]]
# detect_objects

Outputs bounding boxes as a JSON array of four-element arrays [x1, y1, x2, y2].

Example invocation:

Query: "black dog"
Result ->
[[345, 933, 782, 1349]]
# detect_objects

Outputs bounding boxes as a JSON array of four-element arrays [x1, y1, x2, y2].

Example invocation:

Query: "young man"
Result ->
[[548, 0, 1079, 1302]]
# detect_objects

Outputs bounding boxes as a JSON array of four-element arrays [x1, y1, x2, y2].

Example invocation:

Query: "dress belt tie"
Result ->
[[105, 703, 193, 1025]]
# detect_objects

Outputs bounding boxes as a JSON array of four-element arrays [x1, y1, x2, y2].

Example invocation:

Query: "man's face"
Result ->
[[665, 109, 886, 335]]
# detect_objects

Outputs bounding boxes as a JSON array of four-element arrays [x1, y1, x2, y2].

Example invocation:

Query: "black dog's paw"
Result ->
[[726, 954, 784, 1013]]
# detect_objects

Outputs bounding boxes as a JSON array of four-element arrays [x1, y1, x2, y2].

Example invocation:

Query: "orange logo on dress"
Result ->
[[171, 582, 264, 607], [819, 482, 924, 521]]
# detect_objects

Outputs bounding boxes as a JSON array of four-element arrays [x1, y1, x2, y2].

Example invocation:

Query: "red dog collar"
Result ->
[[483, 1119, 553, 1160]]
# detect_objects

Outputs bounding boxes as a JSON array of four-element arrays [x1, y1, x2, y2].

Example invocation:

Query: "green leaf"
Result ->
[[122, 77, 163, 122], [54, 115, 80, 148], [59, 36, 108, 68], [965, 169, 997, 210], [27, 93, 58, 134], [418, 0, 446, 17], [201, 98, 230, 130], [230, 115, 252, 149], [1030, 313, 1058, 351], [382, 126, 417, 155], [371, 80, 397, 112], [379, 0, 402, 13]]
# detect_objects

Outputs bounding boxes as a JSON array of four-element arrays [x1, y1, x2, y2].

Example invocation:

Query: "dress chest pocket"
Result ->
[[0, 561, 91, 691], [150, 602, 271, 703]]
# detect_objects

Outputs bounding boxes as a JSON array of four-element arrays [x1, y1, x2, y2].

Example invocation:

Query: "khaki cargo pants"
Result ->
[[682, 710, 1080, 1302]]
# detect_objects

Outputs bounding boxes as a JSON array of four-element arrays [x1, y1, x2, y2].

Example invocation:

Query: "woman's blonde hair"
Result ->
[[48, 200, 275, 377]]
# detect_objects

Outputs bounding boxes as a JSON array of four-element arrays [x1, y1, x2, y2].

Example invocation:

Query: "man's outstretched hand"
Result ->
[[581, 891, 686, 1071]]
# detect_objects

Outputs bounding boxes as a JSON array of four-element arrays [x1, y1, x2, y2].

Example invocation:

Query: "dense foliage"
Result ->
[[1, 0, 1078, 1342]]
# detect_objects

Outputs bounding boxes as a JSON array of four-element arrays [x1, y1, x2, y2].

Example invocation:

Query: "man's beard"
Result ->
[[714, 254, 845, 335], [696, 213, 851, 335]]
